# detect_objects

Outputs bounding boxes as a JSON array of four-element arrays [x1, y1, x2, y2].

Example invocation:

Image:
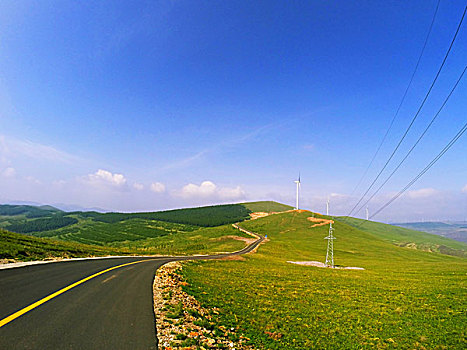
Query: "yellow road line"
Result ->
[[0, 259, 148, 328]]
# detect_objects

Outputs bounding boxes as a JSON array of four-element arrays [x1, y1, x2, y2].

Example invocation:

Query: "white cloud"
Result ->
[[150, 182, 166, 193], [133, 183, 144, 191], [178, 181, 245, 200], [330, 192, 348, 198], [180, 181, 216, 198], [462, 184, 467, 193], [86, 169, 127, 187], [25, 176, 41, 184], [52, 179, 66, 187], [1, 167, 15, 178], [406, 188, 438, 199], [0, 135, 79, 164], [218, 186, 245, 199]]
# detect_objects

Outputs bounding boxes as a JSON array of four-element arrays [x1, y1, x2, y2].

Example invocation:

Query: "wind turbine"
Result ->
[[326, 197, 330, 216], [366, 206, 369, 221], [294, 174, 301, 210]]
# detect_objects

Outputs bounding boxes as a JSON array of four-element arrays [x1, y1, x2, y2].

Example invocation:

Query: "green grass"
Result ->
[[241, 201, 293, 213], [337, 216, 466, 257], [180, 211, 467, 349], [31, 217, 197, 245], [67, 203, 252, 226], [0, 223, 253, 261], [0, 201, 291, 237], [0, 228, 130, 261], [110, 224, 251, 255], [0, 202, 290, 259]]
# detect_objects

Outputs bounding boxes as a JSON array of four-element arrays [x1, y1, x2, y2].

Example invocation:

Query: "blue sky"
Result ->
[[0, 0, 466, 221]]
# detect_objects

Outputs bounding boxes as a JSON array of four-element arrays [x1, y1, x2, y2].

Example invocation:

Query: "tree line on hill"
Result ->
[[0, 204, 60, 218], [2, 203, 253, 234], [6, 216, 78, 233], [72, 204, 252, 227]]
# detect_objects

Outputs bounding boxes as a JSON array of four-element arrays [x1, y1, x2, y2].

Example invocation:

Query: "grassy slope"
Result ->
[[0, 202, 288, 252], [337, 216, 467, 257], [110, 224, 251, 255], [181, 211, 467, 349], [241, 201, 293, 213], [0, 229, 130, 261], [1, 202, 291, 262], [31, 217, 197, 244]]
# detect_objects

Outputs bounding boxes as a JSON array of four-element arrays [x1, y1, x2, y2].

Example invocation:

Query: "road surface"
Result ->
[[0, 226, 263, 349]]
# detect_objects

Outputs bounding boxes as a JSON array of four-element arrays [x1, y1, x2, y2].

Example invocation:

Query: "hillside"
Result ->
[[392, 221, 467, 243], [0, 202, 290, 246], [179, 210, 467, 349], [0, 204, 61, 219], [0, 228, 128, 262], [241, 201, 294, 213], [336, 216, 467, 257]]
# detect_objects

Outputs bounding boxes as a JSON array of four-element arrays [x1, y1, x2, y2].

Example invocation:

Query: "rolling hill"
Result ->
[[0, 201, 292, 261], [0, 228, 128, 262], [180, 210, 467, 349], [336, 216, 466, 257], [0, 201, 291, 246], [392, 221, 467, 243], [2, 203, 465, 348]]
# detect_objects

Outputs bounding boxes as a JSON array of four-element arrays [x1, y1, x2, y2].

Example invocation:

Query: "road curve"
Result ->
[[0, 225, 263, 349]]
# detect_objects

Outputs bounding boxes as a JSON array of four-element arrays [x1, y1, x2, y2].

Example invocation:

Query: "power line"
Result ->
[[346, 4, 467, 219], [370, 122, 467, 219], [354, 65, 466, 215], [348, 0, 441, 199]]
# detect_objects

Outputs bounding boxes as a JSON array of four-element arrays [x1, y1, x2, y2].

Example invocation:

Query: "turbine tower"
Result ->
[[326, 198, 330, 216], [324, 222, 335, 268], [366, 207, 369, 221], [294, 174, 301, 210]]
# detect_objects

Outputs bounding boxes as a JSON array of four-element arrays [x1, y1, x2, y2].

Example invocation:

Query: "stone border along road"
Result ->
[[153, 223, 265, 349]]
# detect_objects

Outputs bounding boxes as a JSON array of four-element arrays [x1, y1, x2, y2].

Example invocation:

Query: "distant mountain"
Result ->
[[3, 200, 108, 213], [391, 221, 467, 243], [0, 204, 62, 218], [51, 203, 109, 213]]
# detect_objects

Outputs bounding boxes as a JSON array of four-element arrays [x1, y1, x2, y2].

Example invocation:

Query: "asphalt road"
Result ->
[[0, 228, 263, 349]]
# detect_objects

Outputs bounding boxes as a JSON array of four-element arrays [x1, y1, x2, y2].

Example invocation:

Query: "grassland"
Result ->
[[241, 201, 293, 213], [1, 202, 288, 261], [0, 224, 252, 262], [0, 229, 130, 261], [338, 216, 466, 257], [0, 202, 292, 261], [180, 211, 467, 349]]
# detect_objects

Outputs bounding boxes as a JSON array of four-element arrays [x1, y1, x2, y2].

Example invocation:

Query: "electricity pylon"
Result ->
[[325, 222, 335, 268]]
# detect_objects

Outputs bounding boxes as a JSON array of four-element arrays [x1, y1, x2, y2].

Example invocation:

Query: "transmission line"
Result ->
[[354, 65, 467, 215], [348, 0, 441, 199], [345, 4, 467, 219], [370, 122, 467, 219]]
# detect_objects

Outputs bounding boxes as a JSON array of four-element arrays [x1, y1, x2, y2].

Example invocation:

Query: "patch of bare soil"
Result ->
[[294, 209, 310, 213], [287, 261, 365, 270], [249, 209, 302, 220], [154, 262, 256, 349], [307, 217, 334, 228], [249, 212, 270, 220]]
